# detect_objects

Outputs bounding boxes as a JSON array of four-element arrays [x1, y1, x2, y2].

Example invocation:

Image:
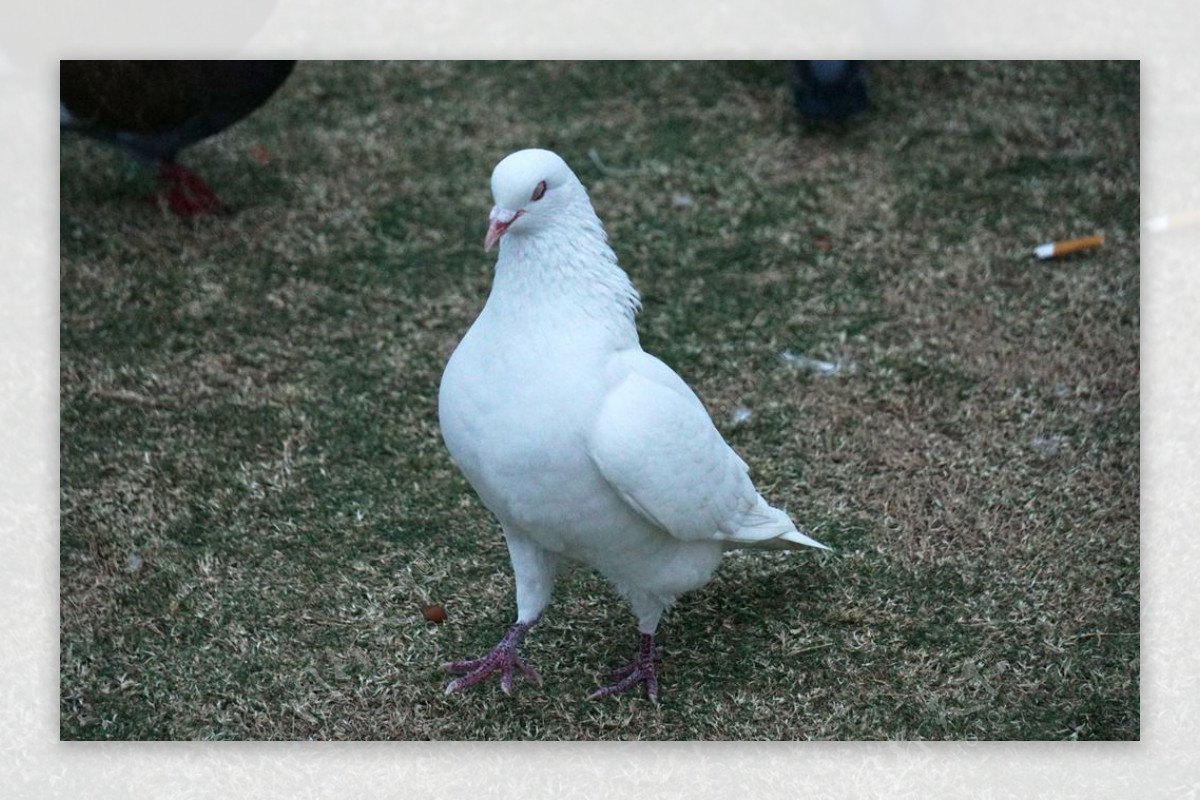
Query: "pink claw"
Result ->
[[588, 633, 662, 703], [443, 621, 541, 695]]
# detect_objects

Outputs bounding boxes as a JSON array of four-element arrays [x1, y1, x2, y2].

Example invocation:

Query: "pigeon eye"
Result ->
[[530, 180, 547, 202]]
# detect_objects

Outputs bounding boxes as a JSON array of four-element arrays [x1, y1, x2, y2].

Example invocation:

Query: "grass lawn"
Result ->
[[59, 60, 1139, 740]]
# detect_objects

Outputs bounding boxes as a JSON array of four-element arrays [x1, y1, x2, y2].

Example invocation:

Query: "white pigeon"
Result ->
[[437, 148, 829, 702]]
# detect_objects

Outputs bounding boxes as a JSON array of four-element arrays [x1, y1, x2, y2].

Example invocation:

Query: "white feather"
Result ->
[[438, 149, 827, 640]]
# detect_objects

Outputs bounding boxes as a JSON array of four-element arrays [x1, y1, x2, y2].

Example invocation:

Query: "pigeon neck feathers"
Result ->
[[488, 151, 641, 346]]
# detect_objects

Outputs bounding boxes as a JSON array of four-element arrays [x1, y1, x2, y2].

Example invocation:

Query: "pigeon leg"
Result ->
[[156, 162, 228, 216], [588, 632, 662, 703], [442, 620, 541, 695]]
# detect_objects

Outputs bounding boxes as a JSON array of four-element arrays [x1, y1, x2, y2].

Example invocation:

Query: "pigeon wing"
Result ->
[[589, 351, 826, 550]]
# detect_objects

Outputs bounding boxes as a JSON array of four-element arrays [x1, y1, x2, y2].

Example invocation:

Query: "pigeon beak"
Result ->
[[485, 207, 521, 252]]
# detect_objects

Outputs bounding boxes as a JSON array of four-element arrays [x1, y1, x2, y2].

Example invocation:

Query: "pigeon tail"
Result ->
[[721, 498, 831, 551]]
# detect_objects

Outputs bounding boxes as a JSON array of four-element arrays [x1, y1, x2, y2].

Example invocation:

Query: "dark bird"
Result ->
[[60, 60, 295, 215], [791, 60, 869, 126]]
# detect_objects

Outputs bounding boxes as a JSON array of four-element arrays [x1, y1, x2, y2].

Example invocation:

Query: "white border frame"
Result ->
[[7, 0, 1187, 796]]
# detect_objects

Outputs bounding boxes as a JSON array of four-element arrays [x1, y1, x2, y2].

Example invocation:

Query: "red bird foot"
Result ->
[[443, 621, 542, 695], [588, 633, 662, 703], [155, 162, 228, 216]]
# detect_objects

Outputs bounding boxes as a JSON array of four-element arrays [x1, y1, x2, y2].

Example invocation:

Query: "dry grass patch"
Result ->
[[61, 61, 1137, 740]]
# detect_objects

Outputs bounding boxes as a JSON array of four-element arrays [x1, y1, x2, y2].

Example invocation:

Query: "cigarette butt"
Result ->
[[1145, 210, 1200, 232], [1033, 234, 1104, 259]]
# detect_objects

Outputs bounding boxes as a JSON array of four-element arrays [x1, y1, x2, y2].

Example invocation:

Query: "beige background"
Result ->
[[7, 0, 1187, 796]]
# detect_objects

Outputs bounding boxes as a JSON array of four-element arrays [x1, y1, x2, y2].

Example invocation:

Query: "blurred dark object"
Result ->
[[61, 60, 295, 215], [791, 61, 869, 126]]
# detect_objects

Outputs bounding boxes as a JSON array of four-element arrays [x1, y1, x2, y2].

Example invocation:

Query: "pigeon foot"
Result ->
[[588, 633, 661, 703], [156, 162, 229, 216], [443, 620, 541, 695]]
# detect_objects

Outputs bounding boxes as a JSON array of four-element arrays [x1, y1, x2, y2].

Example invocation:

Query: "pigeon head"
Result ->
[[485, 148, 585, 252]]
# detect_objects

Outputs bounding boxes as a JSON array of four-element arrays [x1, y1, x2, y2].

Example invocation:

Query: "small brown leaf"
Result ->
[[420, 604, 447, 624]]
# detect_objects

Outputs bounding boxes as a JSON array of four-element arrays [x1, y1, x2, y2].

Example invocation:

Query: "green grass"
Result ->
[[60, 61, 1139, 740]]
